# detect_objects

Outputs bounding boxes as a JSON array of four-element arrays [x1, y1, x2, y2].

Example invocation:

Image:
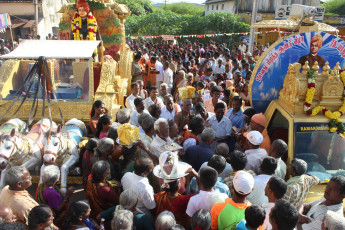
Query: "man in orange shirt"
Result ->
[[147, 56, 160, 88], [211, 171, 254, 230], [250, 113, 271, 153]]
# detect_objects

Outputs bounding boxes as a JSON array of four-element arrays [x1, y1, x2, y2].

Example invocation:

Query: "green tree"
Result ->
[[125, 11, 250, 36], [161, 3, 205, 16], [117, 0, 153, 16], [321, 0, 345, 16]]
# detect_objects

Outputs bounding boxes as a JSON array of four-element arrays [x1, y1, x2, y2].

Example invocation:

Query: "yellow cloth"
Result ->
[[178, 86, 195, 99], [117, 124, 139, 145]]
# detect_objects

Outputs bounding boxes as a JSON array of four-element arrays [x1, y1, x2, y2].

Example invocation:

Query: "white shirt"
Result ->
[[156, 61, 164, 83], [247, 174, 271, 205], [144, 97, 164, 110], [150, 135, 174, 158], [204, 93, 211, 101], [199, 161, 233, 180], [186, 190, 228, 217], [244, 148, 268, 175], [125, 94, 139, 112], [262, 202, 275, 230], [214, 65, 225, 75], [121, 172, 156, 211], [163, 68, 173, 90], [207, 115, 232, 138], [302, 198, 344, 230], [239, 44, 246, 52], [274, 158, 286, 179], [160, 104, 181, 121], [143, 53, 149, 61], [130, 109, 149, 127]]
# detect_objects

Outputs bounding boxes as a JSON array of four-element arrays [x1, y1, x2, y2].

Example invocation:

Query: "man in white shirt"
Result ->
[[213, 59, 225, 75], [143, 48, 149, 61], [239, 41, 247, 53], [269, 139, 287, 179], [130, 97, 150, 127], [244, 131, 268, 175], [156, 59, 164, 89], [150, 118, 174, 158], [206, 102, 232, 149], [121, 157, 155, 218], [125, 82, 140, 112], [162, 62, 173, 93], [160, 95, 181, 121], [144, 86, 164, 109], [247, 157, 277, 205], [186, 166, 228, 217], [298, 175, 345, 230], [262, 176, 287, 230]]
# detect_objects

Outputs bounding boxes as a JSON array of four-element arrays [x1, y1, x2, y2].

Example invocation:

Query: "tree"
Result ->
[[116, 0, 153, 16], [321, 0, 345, 16], [160, 3, 205, 16], [125, 11, 250, 36]]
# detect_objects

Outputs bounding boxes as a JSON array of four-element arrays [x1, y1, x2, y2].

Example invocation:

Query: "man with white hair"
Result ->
[[113, 108, 131, 127], [283, 158, 320, 209], [150, 118, 174, 158], [185, 128, 216, 171], [0, 166, 38, 224]]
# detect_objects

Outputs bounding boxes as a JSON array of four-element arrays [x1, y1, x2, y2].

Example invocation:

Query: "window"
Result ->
[[222, 4, 224, 10], [216, 4, 218, 10], [212, 5, 214, 10], [207, 5, 209, 11]]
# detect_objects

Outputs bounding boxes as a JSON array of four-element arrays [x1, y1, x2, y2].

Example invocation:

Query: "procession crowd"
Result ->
[[0, 39, 345, 230]]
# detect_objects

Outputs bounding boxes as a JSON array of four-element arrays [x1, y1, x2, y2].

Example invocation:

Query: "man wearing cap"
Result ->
[[244, 131, 268, 175], [282, 159, 320, 210], [250, 113, 271, 153], [211, 170, 254, 230]]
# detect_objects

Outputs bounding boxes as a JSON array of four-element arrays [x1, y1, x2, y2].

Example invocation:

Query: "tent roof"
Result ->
[[252, 18, 339, 33], [0, 40, 101, 59]]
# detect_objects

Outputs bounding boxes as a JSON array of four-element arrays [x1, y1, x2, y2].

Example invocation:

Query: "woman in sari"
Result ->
[[154, 176, 197, 229], [86, 160, 121, 219], [36, 165, 75, 229]]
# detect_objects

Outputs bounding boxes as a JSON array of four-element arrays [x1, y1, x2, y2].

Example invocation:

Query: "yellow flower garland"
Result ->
[[305, 71, 345, 136], [72, 13, 97, 41]]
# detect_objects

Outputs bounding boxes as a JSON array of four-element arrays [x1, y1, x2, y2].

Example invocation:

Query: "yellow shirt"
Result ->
[[0, 185, 38, 225]]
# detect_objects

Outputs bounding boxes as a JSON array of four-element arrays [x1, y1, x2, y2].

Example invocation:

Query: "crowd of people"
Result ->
[[0, 39, 345, 230]]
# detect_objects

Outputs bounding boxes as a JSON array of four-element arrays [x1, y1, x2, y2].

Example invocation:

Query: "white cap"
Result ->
[[245, 130, 263, 145], [233, 170, 254, 195]]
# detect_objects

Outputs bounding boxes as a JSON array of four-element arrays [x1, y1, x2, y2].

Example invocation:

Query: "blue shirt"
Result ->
[[184, 143, 214, 171], [236, 220, 258, 230], [226, 108, 245, 130], [188, 176, 230, 197]]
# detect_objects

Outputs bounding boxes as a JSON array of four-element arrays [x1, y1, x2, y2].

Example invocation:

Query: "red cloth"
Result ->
[[154, 192, 195, 228]]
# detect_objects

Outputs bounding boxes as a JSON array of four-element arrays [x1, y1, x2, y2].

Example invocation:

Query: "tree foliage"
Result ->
[[321, 0, 345, 16], [158, 3, 205, 16], [125, 11, 250, 36], [116, 0, 153, 16]]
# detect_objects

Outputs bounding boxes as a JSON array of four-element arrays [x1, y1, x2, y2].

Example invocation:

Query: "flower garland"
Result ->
[[72, 12, 97, 40], [304, 69, 345, 136]]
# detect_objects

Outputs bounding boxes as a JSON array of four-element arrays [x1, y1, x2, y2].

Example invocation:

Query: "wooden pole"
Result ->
[[9, 26, 14, 49]]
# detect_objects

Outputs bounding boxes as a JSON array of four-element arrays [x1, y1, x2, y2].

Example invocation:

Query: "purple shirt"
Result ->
[[42, 188, 63, 208]]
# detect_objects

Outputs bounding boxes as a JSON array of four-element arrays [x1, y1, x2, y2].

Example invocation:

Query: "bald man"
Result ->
[[0, 205, 15, 224]]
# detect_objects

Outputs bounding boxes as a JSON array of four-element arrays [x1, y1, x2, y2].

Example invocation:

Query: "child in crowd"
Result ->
[[236, 205, 266, 230], [95, 115, 112, 139]]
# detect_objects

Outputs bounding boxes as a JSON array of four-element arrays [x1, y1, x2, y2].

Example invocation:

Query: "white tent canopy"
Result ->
[[0, 40, 101, 59]]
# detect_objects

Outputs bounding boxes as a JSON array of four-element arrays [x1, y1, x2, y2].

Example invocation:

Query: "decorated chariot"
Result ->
[[0, 0, 135, 190], [249, 6, 345, 202]]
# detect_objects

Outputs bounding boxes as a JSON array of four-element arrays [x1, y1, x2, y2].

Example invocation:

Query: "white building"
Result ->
[[204, 0, 235, 16], [204, 0, 320, 16]]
